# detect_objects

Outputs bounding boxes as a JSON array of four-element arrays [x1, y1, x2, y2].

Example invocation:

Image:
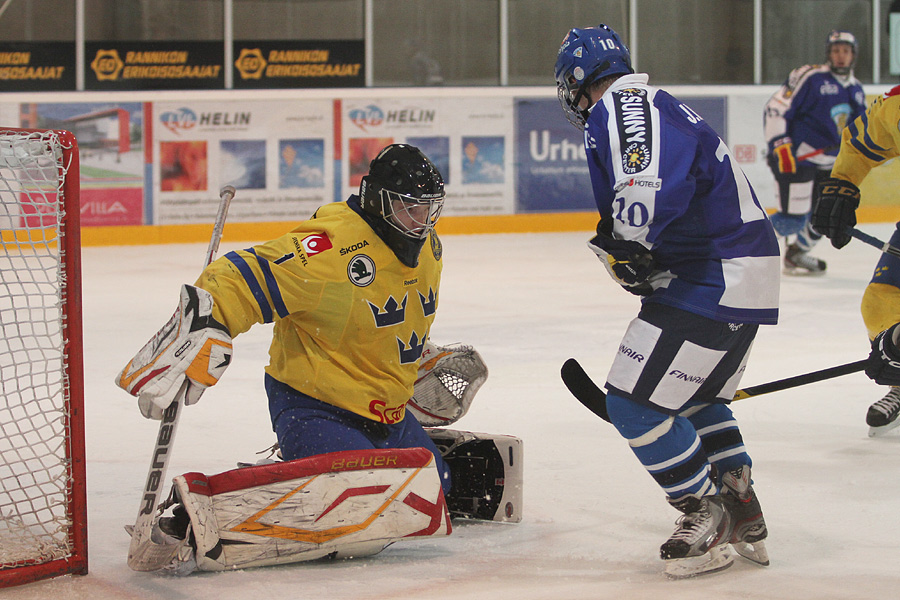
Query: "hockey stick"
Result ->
[[796, 145, 837, 161], [127, 185, 235, 571], [561, 357, 867, 424], [849, 228, 900, 259]]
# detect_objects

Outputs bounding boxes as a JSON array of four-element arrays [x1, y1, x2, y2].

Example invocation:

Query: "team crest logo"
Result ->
[[348, 254, 376, 287], [430, 233, 442, 261], [623, 142, 651, 174]]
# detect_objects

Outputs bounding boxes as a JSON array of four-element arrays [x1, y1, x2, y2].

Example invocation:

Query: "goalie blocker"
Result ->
[[137, 430, 522, 573]]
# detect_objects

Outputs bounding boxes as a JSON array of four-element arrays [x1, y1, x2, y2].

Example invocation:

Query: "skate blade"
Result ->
[[732, 540, 769, 566], [664, 545, 734, 579], [782, 266, 826, 277], [868, 419, 900, 437]]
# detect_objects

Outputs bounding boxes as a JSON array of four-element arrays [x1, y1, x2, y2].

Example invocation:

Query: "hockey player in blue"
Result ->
[[763, 30, 866, 275], [555, 24, 781, 578]]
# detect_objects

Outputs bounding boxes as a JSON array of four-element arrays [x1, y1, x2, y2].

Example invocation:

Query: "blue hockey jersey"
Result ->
[[584, 74, 780, 325], [764, 64, 866, 166]]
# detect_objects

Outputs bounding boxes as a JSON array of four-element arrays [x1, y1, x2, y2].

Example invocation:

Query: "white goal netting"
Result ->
[[0, 129, 85, 578]]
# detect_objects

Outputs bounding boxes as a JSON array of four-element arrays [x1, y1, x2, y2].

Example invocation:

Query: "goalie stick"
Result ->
[[561, 357, 868, 424], [127, 185, 235, 571], [849, 228, 900, 259]]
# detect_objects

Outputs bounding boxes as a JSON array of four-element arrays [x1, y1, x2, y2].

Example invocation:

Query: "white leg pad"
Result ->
[[173, 447, 451, 572]]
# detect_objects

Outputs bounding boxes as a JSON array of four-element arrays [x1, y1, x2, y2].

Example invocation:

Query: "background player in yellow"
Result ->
[[812, 88, 900, 435]]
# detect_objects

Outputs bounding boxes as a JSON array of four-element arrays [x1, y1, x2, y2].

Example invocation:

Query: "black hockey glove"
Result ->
[[588, 217, 656, 296], [866, 323, 900, 387], [811, 177, 860, 249]]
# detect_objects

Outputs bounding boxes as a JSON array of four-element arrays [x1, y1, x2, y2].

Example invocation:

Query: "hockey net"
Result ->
[[0, 129, 87, 587]]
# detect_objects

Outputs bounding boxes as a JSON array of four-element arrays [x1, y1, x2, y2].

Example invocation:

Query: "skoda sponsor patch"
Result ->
[[348, 254, 376, 287], [613, 88, 652, 175]]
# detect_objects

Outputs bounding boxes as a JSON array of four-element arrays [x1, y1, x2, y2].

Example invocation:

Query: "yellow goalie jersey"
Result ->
[[195, 200, 442, 423], [831, 85, 900, 340]]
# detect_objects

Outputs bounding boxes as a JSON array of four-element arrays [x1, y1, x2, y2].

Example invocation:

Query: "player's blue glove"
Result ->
[[866, 323, 900, 387], [588, 217, 656, 296]]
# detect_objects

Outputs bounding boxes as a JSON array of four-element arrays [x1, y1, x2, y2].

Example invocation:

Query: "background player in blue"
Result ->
[[555, 24, 781, 578], [763, 30, 866, 275]]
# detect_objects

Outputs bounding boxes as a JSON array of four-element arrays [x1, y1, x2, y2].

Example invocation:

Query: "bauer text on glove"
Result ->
[[811, 177, 860, 249], [116, 284, 233, 419]]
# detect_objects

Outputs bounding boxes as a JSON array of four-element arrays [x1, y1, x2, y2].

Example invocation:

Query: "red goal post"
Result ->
[[0, 129, 87, 587]]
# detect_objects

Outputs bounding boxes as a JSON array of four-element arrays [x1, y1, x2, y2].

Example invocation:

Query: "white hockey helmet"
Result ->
[[826, 30, 857, 75]]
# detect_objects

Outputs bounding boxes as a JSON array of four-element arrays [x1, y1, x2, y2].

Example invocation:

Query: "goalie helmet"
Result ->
[[360, 144, 445, 242], [826, 29, 857, 76], [554, 24, 634, 130]]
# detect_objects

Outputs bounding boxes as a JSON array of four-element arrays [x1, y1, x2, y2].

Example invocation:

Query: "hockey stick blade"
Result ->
[[127, 186, 235, 572], [850, 228, 900, 259], [562, 357, 868, 424]]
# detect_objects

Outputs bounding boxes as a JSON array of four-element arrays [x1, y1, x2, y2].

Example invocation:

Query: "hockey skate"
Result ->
[[783, 243, 826, 276], [660, 495, 733, 578], [866, 387, 900, 437], [719, 465, 769, 566]]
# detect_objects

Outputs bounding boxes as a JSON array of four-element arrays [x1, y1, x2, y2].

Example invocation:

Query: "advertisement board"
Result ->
[[233, 41, 363, 89], [340, 97, 515, 217], [0, 42, 75, 92], [152, 98, 333, 225], [86, 41, 224, 90]]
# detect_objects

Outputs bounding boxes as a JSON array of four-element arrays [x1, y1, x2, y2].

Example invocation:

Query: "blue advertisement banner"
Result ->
[[680, 96, 727, 140], [514, 98, 594, 213]]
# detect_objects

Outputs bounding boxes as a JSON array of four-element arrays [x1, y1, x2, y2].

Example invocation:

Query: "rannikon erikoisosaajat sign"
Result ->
[[0, 42, 75, 91], [86, 41, 224, 90], [233, 40, 363, 88]]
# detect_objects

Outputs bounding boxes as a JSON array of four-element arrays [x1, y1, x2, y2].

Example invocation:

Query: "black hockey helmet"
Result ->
[[360, 143, 445, 241]]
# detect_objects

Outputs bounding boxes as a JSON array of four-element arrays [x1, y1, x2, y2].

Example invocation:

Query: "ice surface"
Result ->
[[5, 224, 900, 599]]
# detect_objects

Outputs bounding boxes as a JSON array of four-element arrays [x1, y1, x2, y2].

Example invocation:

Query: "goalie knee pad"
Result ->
[[426, 428, 523, 523], [141, 447, 451, 573]]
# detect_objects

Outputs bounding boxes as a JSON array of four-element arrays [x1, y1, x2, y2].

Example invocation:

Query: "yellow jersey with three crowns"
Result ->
[[195, 199, 442, 423]]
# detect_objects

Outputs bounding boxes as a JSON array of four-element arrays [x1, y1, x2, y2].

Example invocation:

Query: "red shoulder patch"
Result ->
[[884, 84, 900, 98]]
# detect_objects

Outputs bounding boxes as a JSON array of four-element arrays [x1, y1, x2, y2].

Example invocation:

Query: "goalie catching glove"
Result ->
[[588, 216, 656, 296], [406, 340, 488, 427], [116, 284, 232, 419]]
